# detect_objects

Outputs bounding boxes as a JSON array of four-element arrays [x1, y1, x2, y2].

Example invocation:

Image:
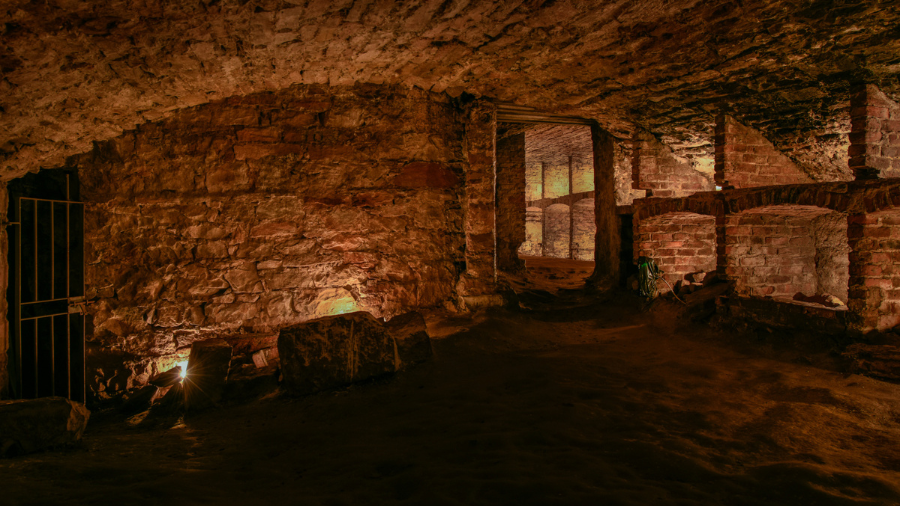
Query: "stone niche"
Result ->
[[634, 212, 716, 292], [725, 205, 849, 303], [66, 83, 468, 402]]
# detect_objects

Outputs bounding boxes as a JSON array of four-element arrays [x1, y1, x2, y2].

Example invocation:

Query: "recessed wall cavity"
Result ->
[[725, 206, 848, 303]]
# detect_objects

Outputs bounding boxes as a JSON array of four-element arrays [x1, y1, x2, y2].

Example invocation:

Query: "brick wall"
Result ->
[[519, 207, 543, 257], [849, 85, 900, 180], [632, 130, 714, 198], [573, 199, 595, 261], [724, 207, 848, 301], [496, 125, 526, 273], [715, 115, 813, 188], [848, 211, 900, 331], [634, 212, 716, 291], [725, 212, 817, 298], [543, 204, 570, 259]]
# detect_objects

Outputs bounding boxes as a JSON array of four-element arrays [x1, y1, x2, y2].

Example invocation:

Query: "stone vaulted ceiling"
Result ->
[[2, 0, 899, 181]]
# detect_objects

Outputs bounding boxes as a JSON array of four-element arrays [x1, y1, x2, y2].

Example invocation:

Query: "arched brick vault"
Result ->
[[3, 0, 900, 179]]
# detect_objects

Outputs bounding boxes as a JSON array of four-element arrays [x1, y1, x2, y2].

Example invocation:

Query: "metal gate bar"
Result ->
[[7, 169, 85, 402]]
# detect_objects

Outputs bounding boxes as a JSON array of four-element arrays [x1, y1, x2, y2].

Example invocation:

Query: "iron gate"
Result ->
[[6, 168, 85, 402]]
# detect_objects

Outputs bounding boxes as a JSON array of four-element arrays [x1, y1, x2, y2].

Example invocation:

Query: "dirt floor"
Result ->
[[3, 275, 900, 505]]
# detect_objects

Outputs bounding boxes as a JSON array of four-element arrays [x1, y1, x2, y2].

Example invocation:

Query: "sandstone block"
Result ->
[[278, 312, 396, 395], [0, 397, 90, 457], [278, 311, 432, 395], [185, 338, 233, 410]]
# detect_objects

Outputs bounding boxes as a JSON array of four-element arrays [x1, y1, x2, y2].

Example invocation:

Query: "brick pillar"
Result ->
[[588, 125, 620, 288], [456, 100, 500, 308], [495, 126, 526, 274], [847, 213, 900, 332], [849, 84, 900, 180]]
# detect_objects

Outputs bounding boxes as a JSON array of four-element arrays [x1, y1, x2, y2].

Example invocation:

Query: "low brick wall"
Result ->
[[716, 295, 849, 335], [634, 212, 716, 291]]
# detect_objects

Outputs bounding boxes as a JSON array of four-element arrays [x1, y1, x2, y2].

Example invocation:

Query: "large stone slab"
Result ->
[[278, 311, 432, 396], [0, 397, 90, 457], [184, 338, 233, 411]]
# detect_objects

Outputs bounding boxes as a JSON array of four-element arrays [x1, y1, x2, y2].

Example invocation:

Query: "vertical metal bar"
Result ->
[[50, 316, 55, 396], [51, 205, 55, 300], [15, 200, 22, 398], [79, 204, 85, 403], [33, 201, 37, 305], [66, 201, 71, 400], [32, 316, 37, 397]]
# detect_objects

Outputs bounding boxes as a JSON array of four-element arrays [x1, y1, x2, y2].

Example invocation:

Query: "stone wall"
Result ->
[[457, 100, 498, 306], [632, 130, 714, 198], [724, 207, 847, 301], [813, 212, 850, 302], [71, 84, 469, 399], [496, 126, 526, 273], [615, 142, 644, 206], [848, 211, 900, 331], [849, 85, 900, 180], [634, 212, 716, 292], [715, 115, 816, 188]]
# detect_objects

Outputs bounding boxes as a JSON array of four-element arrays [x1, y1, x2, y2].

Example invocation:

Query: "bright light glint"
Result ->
[[176, 360, 189, 381]]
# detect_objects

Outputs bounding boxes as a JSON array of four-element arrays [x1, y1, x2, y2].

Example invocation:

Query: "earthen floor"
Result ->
[[2, 291, 900, 505]]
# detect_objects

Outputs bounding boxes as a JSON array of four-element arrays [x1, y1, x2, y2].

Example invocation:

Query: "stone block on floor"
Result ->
[[0, 397, 90, 458], [185, 338, 233, 411], [278, 311, 432, 396], [386, 311, 433, 367]]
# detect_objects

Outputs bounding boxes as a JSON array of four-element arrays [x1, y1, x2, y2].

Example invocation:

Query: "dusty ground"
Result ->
[[2, 281, 900, 505]]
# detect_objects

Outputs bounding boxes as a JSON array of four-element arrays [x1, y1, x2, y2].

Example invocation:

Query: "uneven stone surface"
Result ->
[[0, 397, 90, 457], [278, 311, 431, 396], [75, 84, 466, 398], [2, 1, 899, 181], [185, 338, 233, 411], [844, 343, 900, 380]]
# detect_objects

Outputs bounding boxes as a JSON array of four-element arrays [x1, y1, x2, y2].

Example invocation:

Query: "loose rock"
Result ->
[[0, 397, 90, 458], [184, 339, 233, 411]]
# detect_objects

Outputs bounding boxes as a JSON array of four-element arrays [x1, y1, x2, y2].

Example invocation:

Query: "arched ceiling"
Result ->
[[2, 0, 899, 180]]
